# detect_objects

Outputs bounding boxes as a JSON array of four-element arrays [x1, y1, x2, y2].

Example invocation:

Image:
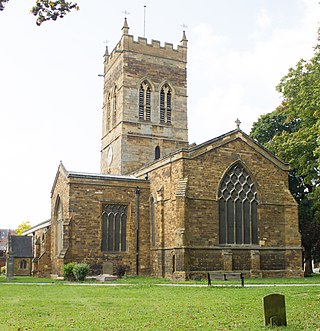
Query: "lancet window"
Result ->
[[139, 81, 151, 121], [160, 84, 172, 124], [218, 163, 258, 245]]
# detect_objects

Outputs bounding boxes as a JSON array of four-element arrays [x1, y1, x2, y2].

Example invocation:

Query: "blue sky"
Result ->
[[0, 0, 319, 229]]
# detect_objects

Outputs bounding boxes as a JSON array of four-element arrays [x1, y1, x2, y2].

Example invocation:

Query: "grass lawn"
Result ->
[[0, 276, 320, 330]]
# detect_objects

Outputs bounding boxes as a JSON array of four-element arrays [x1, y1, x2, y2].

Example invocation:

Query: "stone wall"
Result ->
[[50, 167, 150, 277]]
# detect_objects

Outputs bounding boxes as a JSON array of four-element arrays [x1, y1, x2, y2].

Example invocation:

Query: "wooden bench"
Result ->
[[207, 272, 244, 287]]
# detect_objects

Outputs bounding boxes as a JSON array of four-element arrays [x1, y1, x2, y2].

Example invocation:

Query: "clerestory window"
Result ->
[[160, 84, 172, 124], [102, 204, 127, 252], [218, 163, 258, 245], [139, 81, 151, 121]]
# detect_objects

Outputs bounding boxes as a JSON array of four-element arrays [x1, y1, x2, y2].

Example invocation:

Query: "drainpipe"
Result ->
[[135, 186, 141, 275]]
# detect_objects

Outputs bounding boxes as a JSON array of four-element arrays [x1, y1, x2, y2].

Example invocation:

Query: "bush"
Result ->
[[62, 262, 76, 281], [72, 263, 90, 281], [0, 266, 6, 275], [115, 265, 128, 277]]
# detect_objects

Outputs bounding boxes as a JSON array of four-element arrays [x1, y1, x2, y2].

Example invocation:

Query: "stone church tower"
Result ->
[[100, 18, 189, 175]]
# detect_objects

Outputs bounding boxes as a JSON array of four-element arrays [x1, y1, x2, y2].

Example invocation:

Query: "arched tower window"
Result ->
[[102, 204, 127, 252], [54, 197, 64, 256], [218, 163, 258, 245], [139, 80, 151, 121], [160, 83, 172, 124], [106, 93, 111, 132], [155, 146, 160, 160], [112, 86, 117, 127]]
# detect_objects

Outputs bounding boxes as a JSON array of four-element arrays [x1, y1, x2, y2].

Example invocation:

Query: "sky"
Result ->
[[0, 0, 319, 229]]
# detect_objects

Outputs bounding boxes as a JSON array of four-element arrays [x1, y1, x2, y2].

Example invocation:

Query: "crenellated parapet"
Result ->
[[104, 18, 187, 67]]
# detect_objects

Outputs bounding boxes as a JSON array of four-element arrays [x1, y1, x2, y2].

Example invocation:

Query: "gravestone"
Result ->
[[103, 261, 113, 275], [263, 294, 287, 327]]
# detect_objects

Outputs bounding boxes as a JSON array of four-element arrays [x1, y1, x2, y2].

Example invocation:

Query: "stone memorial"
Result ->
[[103, 261, 113, 275], [263, 293, 287, 326]]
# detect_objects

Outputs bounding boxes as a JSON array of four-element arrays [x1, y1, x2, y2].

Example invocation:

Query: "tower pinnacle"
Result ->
[[181, 30, 188, 47], [122, 17, 129, 35]]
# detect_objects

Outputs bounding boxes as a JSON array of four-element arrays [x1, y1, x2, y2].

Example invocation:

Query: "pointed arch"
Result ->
[[106, 92, 111, 132], [139, 80, 152, 121], [54, 196, 64, 256], [160, 82, 173, 124], [150, 195, 155, 246], [218, 162, 258, 245], [155, 146, 160, 160], [112, 85, 117, 127]]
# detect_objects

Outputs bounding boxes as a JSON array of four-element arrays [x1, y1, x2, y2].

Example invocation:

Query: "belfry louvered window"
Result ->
[[160, 84, 172, 124], [106, 93, 111, 131], [102, 204, 127, 252], [139, 81, 151, 121], [218, 163, 258, 245], [112, 87, 117, 127]]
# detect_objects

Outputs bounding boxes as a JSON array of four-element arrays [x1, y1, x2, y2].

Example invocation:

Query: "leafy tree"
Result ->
[[0, 0, 79, 25], [15, 221, 32, 235], [251, 30, 320, 275]]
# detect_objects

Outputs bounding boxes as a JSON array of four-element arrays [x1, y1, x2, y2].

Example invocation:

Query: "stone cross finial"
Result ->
[[235, 118, 241, 130]]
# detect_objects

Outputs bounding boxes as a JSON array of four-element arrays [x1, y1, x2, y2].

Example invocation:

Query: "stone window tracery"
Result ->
[[102, 204, 127, 252], [139, 81, 151, 121], [218, 163, 258, 245], [160, 84, 172, 124]]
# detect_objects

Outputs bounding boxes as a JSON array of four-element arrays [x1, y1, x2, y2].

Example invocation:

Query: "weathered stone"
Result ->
[[263, 294, 287, 326]]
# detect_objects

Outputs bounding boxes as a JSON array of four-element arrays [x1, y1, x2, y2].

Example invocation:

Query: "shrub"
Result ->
[[72, 263, 90, 281], [115, 265, 128, 277], [62, 262, 76, 281], [0, 266, 6, 275]]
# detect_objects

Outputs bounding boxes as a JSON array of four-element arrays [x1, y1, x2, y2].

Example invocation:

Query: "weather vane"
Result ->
[[122, 10, 130, 18], [181, 24, 188, 30]]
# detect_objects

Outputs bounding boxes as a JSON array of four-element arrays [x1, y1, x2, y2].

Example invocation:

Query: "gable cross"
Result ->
[[235, 118, 241, 130]]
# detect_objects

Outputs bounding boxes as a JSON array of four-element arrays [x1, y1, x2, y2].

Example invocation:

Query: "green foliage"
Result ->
[[62, 262, 76, 281], [0, 266, 6, 275], [250, 29, 320, 274], [15, 221, 32, 235], [72, 263, 90, 281], [115, 265, 128, 277], [0, 0, 79, 25], [31, 0, 79, 26]]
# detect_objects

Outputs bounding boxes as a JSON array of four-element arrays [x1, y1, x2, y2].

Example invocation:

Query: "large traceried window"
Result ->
[[139, 81, 151, 121], [102, 204, 127, 252], [219, 163, 258, 245], [160, 83, 172, 124]]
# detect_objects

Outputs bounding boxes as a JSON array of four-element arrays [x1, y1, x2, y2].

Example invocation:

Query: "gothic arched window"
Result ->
[[218, 163, 258, 245], [54, 197, 63, 256], [106, 93, 111, 132], [155, 146, 160, 160], [150, 196, 155, 246], [112, 86, 117, 127], [102, 204, 127, 252], [160, 84, 172, 124], [139, 81, 151, 121]]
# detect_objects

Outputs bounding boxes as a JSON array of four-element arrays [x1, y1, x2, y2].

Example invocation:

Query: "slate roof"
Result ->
[[10, 236, 33, 258]]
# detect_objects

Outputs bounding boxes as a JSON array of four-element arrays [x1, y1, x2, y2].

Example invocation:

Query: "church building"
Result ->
[[28, 19, 303, 279]]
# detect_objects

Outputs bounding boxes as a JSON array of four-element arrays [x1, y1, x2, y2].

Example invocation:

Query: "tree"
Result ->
[[0, 0, 79, 26], [250, 30, 320, 275], [15, 221, 32, 235]]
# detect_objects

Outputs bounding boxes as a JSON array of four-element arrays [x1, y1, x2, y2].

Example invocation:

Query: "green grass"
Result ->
[[0, 278, 320, 330]]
